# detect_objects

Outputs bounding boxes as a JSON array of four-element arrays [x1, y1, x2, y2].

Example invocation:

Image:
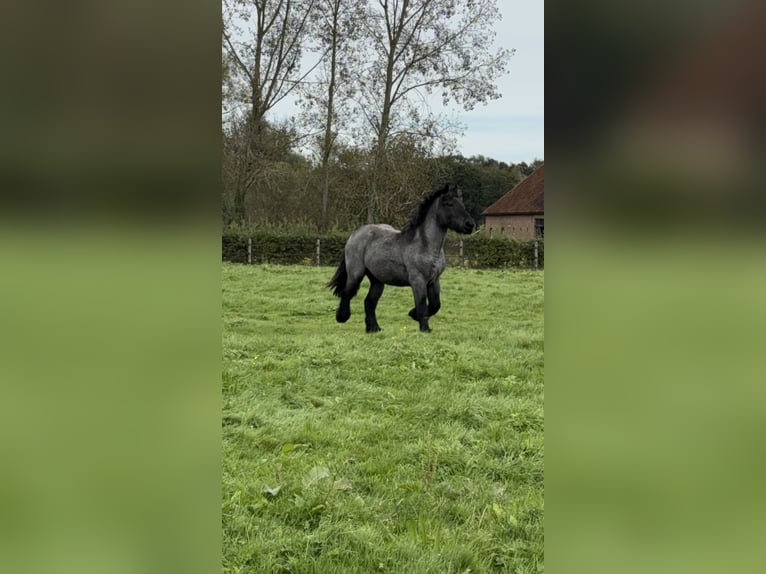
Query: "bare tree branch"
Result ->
[[222, 30, 254, 84]]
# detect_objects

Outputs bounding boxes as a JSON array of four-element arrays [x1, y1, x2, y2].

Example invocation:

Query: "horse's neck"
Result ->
[[417, 214, 447, 253]]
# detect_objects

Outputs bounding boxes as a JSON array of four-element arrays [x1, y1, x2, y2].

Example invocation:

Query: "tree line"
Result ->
[[222, 0, 539, 230]]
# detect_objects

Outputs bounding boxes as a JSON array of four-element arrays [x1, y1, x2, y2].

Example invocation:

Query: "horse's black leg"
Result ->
[[336, 269, 364, 324], [409, 279, 441, 320], [427, 279, 441, 317], [336, 297, 351, 323], [364, 280, 384, 333], [409, 277, 431, 332]]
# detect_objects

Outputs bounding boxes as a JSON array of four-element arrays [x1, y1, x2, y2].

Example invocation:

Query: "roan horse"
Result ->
[[327, 184, 475, 332]]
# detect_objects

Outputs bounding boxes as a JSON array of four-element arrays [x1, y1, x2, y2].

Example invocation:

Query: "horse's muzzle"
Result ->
[[463, 220, 475, 234]]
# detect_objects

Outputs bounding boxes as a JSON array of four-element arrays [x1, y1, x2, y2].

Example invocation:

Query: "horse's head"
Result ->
[[437, 186, 475, 234]]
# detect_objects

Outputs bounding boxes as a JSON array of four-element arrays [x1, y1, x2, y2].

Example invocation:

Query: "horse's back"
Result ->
[[345, 224, 408, 285], [350, 223, 398, 237]]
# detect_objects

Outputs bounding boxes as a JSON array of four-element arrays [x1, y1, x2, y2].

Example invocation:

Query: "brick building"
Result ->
[[483, 165, 544, 239]]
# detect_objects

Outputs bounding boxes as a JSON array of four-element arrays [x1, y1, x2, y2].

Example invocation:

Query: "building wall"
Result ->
[[484, 214, 543, 239]]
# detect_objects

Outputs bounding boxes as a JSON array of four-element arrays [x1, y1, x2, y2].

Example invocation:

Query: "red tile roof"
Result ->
[[483, 165, 544, 215]]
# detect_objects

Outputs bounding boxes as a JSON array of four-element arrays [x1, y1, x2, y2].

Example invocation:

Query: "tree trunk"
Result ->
[[368, 0, 405, 223], [233, 188, 247, 222], [321, 4, 340, 231], [369, 53, 396, 222]]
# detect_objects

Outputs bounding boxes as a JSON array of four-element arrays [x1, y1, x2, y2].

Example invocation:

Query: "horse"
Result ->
[[327, 184, 475, 332]]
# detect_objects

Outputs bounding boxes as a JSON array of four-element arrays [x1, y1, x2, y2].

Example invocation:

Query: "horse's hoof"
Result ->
[[408, 308, 418, 321], [336, 308, 351, 323], [366, 326, 381, 333]]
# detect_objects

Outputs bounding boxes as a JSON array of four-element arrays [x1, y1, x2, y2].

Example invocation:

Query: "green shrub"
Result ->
[[446, 233, 543, 268], [222, 229, 349, 266], [222, 228, 543, 269]]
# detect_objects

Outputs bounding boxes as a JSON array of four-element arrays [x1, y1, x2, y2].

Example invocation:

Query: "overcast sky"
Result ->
[[267, 0, 544, 165], [452, 0, 544, 164]]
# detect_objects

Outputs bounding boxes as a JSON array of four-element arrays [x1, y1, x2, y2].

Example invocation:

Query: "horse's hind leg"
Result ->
[[337, 298, 351, 323], [364, 279, 385, 333], [336, 262, 365, 323]]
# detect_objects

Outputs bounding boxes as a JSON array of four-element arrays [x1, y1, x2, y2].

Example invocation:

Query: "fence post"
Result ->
[[316, 238, 321, 266], [247, 238, 252, 265], [534, 240, 539, 269], [459, 239, 464, 267]]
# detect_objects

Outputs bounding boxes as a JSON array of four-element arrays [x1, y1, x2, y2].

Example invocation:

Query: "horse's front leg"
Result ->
[[427, 278, 441, 317], [409, 278, 441, 321], [409, 276, 431, 332]]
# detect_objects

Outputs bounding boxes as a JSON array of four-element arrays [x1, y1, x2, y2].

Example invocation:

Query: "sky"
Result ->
[[268, 0, 544, 165], [450, 0, 544, 164]]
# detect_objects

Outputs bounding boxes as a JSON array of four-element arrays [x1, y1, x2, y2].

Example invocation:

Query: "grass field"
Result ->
[[222, 263, 544, 573]]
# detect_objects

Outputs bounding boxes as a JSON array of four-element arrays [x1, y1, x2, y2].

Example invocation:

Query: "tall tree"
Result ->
[[355, 0, 512, 222], [222, 0, 317, 221], [300, 0, 363, 230]]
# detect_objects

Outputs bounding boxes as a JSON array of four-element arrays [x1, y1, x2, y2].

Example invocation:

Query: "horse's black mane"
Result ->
[[401, 184, 453, 237]]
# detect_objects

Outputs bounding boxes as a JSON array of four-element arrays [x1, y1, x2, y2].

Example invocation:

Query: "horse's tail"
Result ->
[[327, 252, 348, 298]]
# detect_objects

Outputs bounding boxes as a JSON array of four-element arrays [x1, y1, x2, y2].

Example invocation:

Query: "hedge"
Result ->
[[444, 234, 544, 269], [222, 230, 348, 266], [222, 230, 543, 269]]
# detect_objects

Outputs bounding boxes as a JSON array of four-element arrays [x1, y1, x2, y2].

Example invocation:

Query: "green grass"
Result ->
[[222, 263, 544, 573]]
